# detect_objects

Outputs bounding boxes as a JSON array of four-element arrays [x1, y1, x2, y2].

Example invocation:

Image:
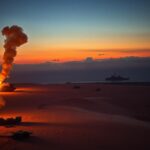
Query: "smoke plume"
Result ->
[[0, 25, 28, 83]]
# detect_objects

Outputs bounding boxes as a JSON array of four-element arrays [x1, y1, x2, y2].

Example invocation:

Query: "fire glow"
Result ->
[[0, 82, 16, 92], [0, 25, 28, 91]]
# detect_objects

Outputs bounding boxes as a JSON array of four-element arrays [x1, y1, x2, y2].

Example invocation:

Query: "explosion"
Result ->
[[0, 25, 28, 89]]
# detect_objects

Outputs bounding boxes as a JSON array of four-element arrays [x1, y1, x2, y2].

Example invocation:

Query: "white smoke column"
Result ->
[[0, 25, 28, 83]]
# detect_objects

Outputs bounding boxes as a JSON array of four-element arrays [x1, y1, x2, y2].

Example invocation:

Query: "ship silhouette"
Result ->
[[105, 74, 130, 82]]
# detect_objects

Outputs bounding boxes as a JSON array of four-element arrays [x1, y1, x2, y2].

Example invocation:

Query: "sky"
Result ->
[[0, 0, 150, 63]]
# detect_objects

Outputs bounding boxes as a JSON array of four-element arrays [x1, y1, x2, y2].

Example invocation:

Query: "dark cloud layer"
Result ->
[[4, 57, 150, 83]]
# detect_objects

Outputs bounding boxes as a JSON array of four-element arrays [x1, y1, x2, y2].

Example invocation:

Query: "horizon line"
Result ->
[[7, 56, 150, 65]]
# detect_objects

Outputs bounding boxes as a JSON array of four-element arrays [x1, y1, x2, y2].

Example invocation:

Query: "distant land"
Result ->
[[4, 56, 150, 83]]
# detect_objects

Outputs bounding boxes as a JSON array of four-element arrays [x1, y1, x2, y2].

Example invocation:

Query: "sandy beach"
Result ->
[[0, 83, 150, 150]]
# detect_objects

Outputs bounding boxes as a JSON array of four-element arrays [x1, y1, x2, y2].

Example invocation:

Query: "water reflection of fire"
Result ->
[[0, 82, 16, 92]]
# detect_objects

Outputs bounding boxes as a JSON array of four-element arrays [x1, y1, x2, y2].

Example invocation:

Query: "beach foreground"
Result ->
[[0, 83, 150, 150]]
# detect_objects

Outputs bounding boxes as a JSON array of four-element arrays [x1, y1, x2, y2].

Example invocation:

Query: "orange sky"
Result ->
[[0, 0, 150, 64], [0, 34, 150, 63]]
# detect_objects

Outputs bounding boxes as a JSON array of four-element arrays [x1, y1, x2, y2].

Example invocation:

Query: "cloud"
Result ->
[[83, 49, 150, 53], [84, 57, 94, 63], [98, 53, 105, 56]]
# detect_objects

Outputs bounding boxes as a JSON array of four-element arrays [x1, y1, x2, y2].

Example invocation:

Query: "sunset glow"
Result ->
[[0, 1, 150, 150], [0, 0, 150, 63]]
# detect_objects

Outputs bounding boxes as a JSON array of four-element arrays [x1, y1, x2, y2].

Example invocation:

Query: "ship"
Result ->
[[105, 74, 130, 82]]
